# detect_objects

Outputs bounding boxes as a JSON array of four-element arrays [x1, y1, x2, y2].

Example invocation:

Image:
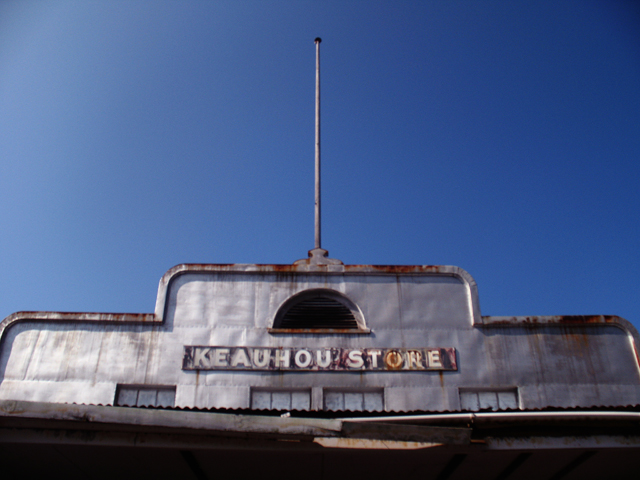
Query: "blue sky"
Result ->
[[1, 1, 639, 328]]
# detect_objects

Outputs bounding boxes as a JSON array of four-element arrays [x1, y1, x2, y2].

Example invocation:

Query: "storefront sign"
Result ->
[[183, 346, 457, 371]]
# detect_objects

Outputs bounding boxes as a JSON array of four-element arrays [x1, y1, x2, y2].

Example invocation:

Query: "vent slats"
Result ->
[[280, 296, 358, 329]]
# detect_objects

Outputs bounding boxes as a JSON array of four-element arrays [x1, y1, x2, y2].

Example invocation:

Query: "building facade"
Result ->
[[1, 256, 639, 478]]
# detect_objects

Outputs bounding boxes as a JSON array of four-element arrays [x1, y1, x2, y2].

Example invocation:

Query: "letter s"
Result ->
[[347, 350, 364, 369]]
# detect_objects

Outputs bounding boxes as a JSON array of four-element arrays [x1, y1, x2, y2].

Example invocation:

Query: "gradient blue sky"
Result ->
[[1, 1, 639, 328]]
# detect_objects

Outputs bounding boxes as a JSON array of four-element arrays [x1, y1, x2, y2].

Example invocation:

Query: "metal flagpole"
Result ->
[[314, 37, 321, 250], [294, 38, 342, 266]]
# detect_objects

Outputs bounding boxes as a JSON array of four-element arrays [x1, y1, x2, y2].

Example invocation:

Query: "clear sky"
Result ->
[[1, 1, 639, 329]]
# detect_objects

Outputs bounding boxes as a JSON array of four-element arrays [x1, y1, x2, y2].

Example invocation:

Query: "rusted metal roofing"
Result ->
[[1, 399, 640, 480]]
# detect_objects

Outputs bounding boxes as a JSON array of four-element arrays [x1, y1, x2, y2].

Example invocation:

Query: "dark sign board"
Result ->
[[183, 346, 457, 372]]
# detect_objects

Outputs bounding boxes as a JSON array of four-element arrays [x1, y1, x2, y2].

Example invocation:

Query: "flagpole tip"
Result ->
[[314, 37, 322, 44]]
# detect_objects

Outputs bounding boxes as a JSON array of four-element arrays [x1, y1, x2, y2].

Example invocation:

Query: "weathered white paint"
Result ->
[[0, 264, 638, 412]]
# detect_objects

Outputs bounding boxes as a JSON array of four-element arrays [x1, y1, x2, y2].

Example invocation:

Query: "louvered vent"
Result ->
[[280, 296, 358, 329]]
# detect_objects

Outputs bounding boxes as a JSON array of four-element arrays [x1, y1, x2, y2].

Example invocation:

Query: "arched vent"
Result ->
[[271, 289, 368, 333], [280, 296, 358, 329]]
